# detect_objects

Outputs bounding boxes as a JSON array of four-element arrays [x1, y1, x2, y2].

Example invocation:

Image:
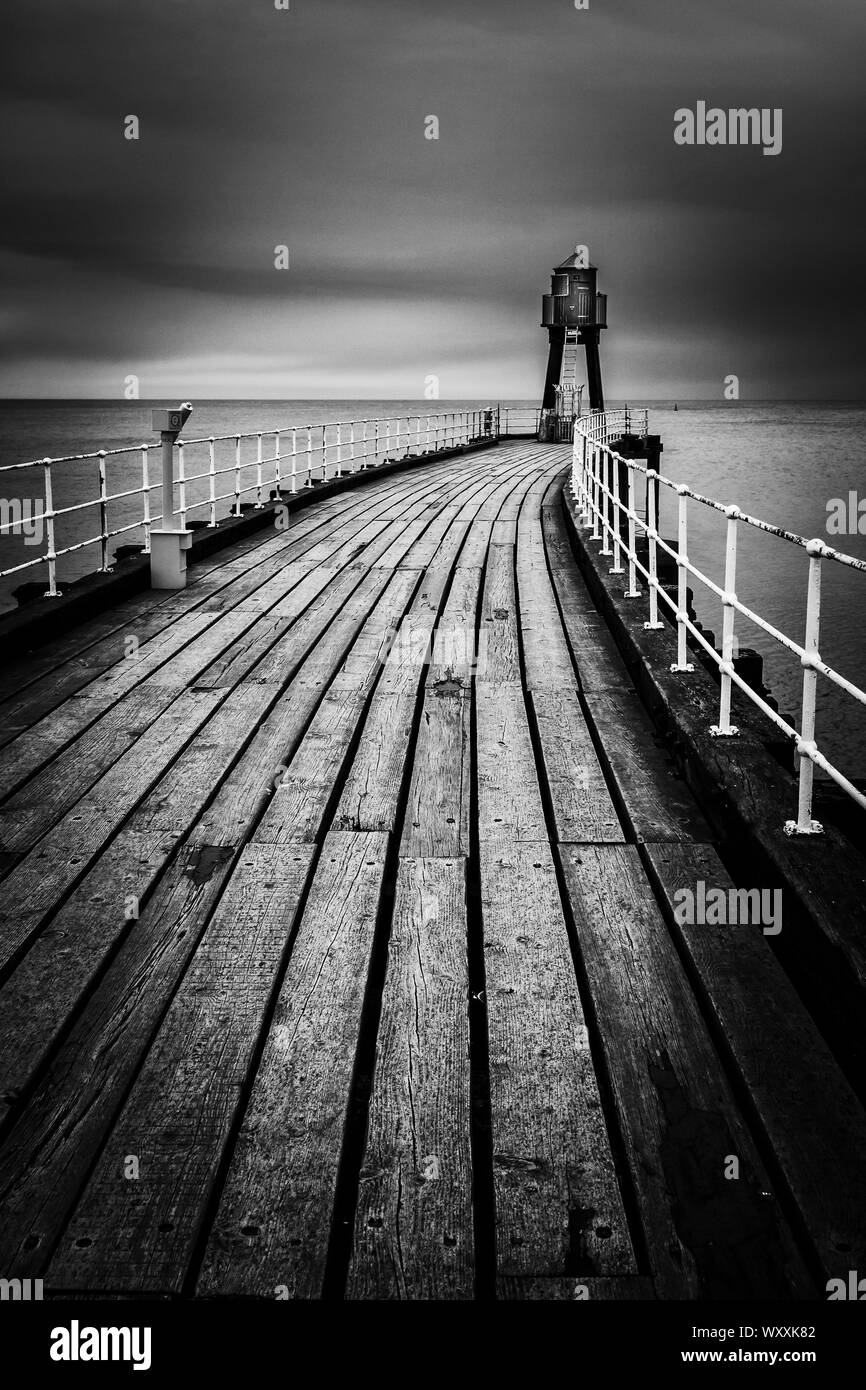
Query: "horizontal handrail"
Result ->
[[0, 407, 499, 600], [572, 408, 866, 836]]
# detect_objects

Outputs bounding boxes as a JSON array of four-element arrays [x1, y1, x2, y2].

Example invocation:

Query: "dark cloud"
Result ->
[[1, 0, 865, 397]]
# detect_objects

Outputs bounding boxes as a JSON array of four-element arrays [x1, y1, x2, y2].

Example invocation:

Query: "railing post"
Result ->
[[234, 436, 242, 515], [580, 433, 590, 520], [350, 421, 356, 473], [255, 432, 264, 507], [600, 449, 612, 556], [609, 450, 623, 574], [207, 438, 217, 526], [785, 541, 825, 836], [335, 422, 343, 478], [321, 424, 327, 482], [359, 419, 368, 470], [177, 441, 187, 527], [643, 462, 664, 630], [291, 428, 298, 494], [42, 458, 60, 597], [711, 506, 740, 737], [96, 451, 111, 572], [625, 464, 641, 598], [141, 447, 152, 551], [305, 426, 313, 487], [591, 446, 601, 541], [670, 486, 694, 671]]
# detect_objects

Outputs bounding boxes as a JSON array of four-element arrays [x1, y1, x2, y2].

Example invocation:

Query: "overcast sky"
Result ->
[[2, 0, 864, 399]]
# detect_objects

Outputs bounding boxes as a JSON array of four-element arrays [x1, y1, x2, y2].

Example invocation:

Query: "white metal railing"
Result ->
[[500, 406, 542, 435], [572, 408, 866, 836], [0, 407, 497, 601]]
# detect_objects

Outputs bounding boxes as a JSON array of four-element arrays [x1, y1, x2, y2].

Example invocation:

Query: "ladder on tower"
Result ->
[[560, 328, 581, 388]]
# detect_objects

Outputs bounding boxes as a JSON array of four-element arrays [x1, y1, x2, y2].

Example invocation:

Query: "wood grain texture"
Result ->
[[196, 832, 388, 1299], [47, 843, 315, 1292], [0, 832, 262, 1276], [477, 543, 520, 685], [347, 857, 473, 1299], [476, 683, 547, 845], [480, 842, 636, 1279], [582, 689, 712, 843], [0, 439, 854, 1303], [559, 844, 814, 1300], [0, 687, 224, 975], [401, 686, 471, 857], [529, 690, 624, 844]]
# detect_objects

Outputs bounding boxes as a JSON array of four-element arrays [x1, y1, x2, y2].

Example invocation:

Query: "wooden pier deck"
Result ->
[[0, 440, 864, 1301]]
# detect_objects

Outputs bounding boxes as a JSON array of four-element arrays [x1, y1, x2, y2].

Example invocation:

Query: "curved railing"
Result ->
[[0, 407, 497, 602], [572, 408, 866, 835]]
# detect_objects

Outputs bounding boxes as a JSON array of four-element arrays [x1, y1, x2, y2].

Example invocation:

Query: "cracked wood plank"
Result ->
[[47, 843, 314, 1293], [196, 831, 388, 1299], [348, 857, 473, 1299], [481, 842, 635, 1279]]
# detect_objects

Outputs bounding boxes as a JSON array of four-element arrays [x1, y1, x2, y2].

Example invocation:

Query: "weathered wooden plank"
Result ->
[[558, 844, 815, 1300], [347, 857, 473, 1299], [0, 684, 279, 1118], [490, 519, 516, 545], [333, 693, 417, 833], [332, 514, 488, 835], [476, 683, 547, 845], [400, 686, 471, 857], [47, 843, 315, 1293], [529, 690, 624, 844], [0, 828, 181, 1128], [0, 450, 432, 698], [326, 570, 419, 692], [196, 832, 389, 1299], [0, 687, 224, 975], [0, 614, 220, 805], [426, 565, 481, 686], [0, 831, 264, 1276], [0, 461, 458, 745], [254, 687, 369, 843], [480, 842, 636, 1278], [645, 841, 866, 1279], [191, 614, 295, 689], [252, 564, 384, 688], [582, 689, 712, 843], [477, 544, 520, 685], [516, 567, 578, 692], [0, 613, 257, 850], [0, 610, 218, 753], [455, 520, 492, 567], [497, 1276, 656, 1301]]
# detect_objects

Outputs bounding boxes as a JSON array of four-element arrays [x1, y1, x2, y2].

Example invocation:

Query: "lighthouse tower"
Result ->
[[540, 247, 607, 436]]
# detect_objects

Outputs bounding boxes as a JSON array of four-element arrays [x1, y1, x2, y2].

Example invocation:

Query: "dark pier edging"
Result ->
[[561, 476, 866, 1092], [0, 438, 498, 660]]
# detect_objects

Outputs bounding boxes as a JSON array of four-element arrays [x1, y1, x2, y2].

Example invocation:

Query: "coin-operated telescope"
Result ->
[[149, 402, 194, 589]]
